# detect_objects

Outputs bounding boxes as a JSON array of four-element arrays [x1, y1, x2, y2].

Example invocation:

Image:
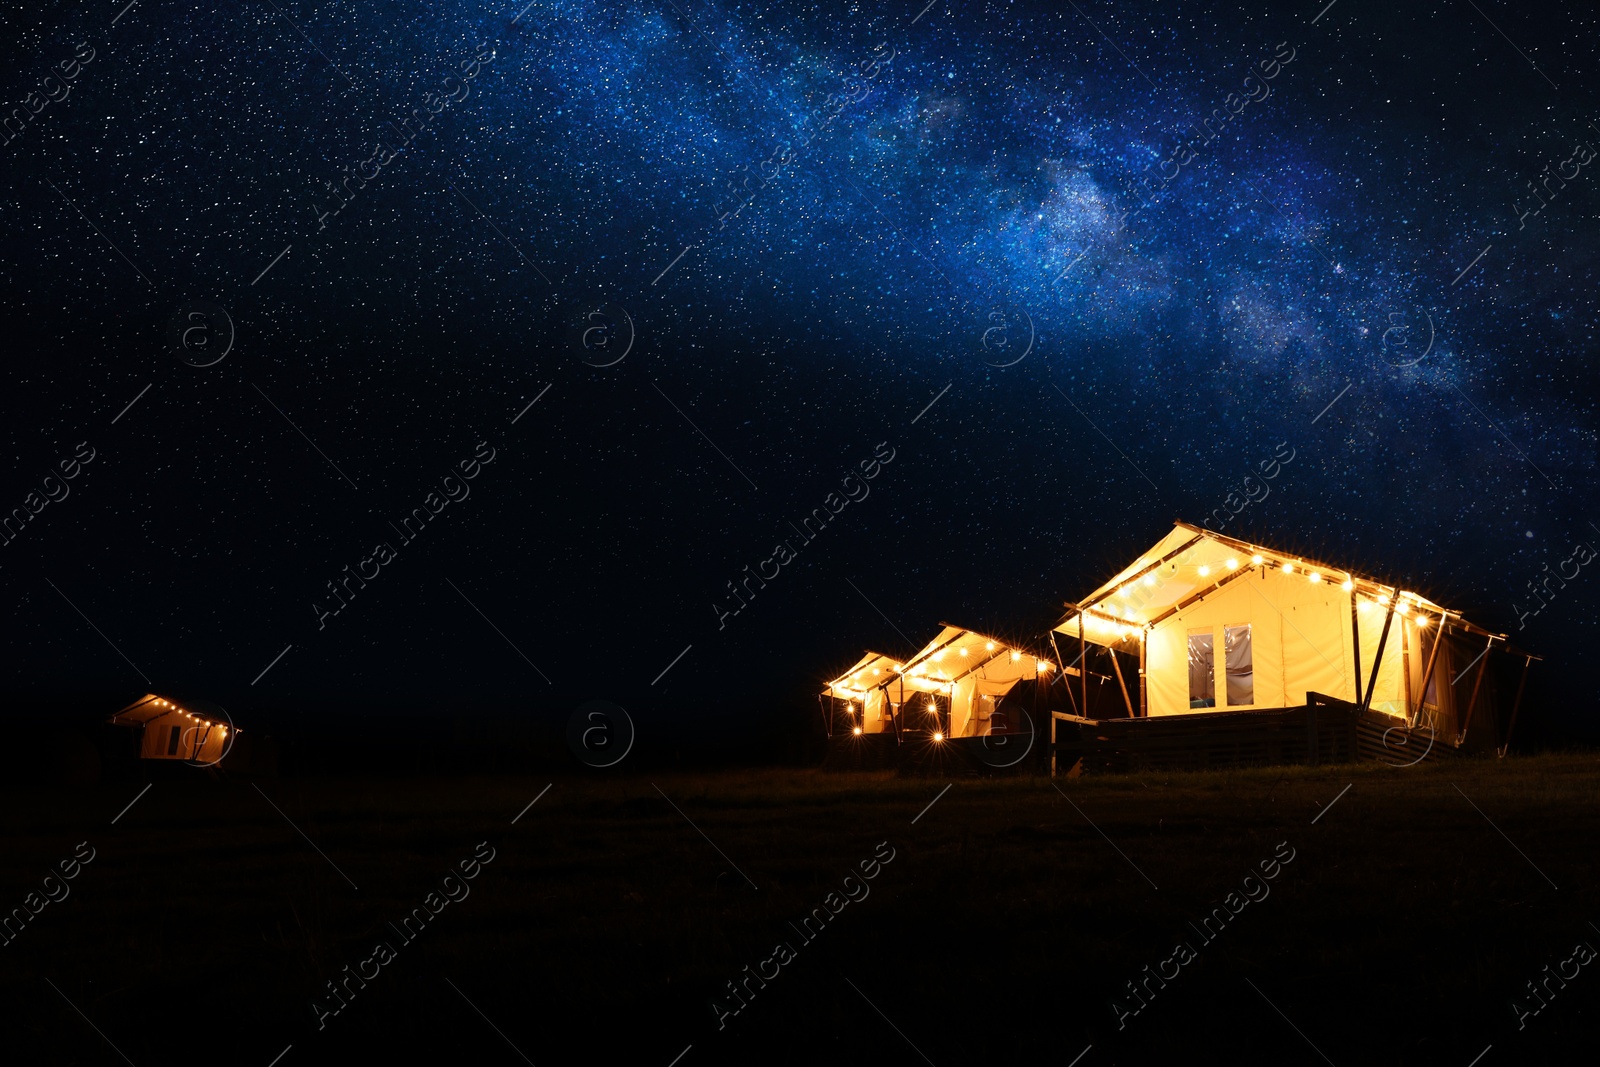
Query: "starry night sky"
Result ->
[[3, 0, 1598, 747]]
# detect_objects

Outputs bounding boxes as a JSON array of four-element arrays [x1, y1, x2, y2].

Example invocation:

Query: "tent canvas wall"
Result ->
[[1054, 523, 1536, 752], [110, 694, 229, 764]]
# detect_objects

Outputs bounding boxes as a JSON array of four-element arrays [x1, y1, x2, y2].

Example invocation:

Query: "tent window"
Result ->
[[1224, 624, 1254, 706], [167, 725, 181, 755], [1188, 630, 1215, 708]]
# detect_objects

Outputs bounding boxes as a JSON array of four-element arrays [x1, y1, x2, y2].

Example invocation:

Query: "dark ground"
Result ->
[[2, 754, 1597, 1066]]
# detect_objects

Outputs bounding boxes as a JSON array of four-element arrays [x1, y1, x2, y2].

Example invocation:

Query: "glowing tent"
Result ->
[[823, 650, 904, 735], [893, 624, 1071, 739], [110, 693, 231, 764], [1053, 522, 1537, 752]]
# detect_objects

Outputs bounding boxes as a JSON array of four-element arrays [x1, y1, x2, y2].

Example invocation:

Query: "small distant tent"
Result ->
[[110, 693, 230, 764], [1053, 522, 1537, 752]]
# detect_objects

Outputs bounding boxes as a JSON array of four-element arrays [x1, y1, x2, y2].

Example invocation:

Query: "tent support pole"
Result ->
[[1359, 591, 1398, 715], [819, 694, 831, 739], [1049, 712, 1057, 777], [1138, 629, 1149, 718], [1400, 615, 1414, 728], [1079, 613, 1088, 721], [1499, 655, 1533, 757], [1107, 646, 1134, 719], [1349, 587, 1363, 705], [1410, 615, 1449, 728], [1456, 634, 1496, 746], [1049, 628, 1082, 715]]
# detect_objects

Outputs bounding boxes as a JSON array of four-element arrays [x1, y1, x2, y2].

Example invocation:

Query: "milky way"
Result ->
[[2, 1, 1597, 731]]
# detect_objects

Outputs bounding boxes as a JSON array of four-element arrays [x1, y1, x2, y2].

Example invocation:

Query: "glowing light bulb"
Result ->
[[1379, 595, 1390, 606], [1417, 615, 1430, 627], [1010, 650, 1021, 662], [1198, 565, 1211, 577], [1280, 562, 1294, 573], [985, 640, 996, 650], [1309, 572, 1322, 583], [1226, 558, 1239, 570], [1037, 660, 1050, 672], [1143, 574, 1156, 587], [1251, 554, 1264, 565], [1341, 579, 1354, 592], [934, 650, 945, 660], [853, 726, 863, 736], [1397, 601, 1410, 615], [871, 668, 880, 675], [932, 731, 944, 742], [959, 647, 968, 656]]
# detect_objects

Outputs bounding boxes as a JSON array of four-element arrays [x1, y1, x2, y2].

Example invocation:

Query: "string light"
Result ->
[[985, 641, 996, 651], [1143, 574, 1156, 586], [1280, 562, 1294, 573], [1036, 659, 1050, 672], [1341, 579, 1354, 592], [1226, 558, 1239, 570], [1252, 554, 1264, 565], [1010, 650, 1022, 662], [1308, 572, 1322, 583], [1198, 564, 1211, 577], [959, 647, 968, 656], [1417, 615, 1431, 627], [852, 726, 863, 736], [932, 731, 944, 742]]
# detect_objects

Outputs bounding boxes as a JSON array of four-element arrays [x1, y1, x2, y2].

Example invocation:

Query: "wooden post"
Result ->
[[1456, 634, 1496, 746], [1107, 645, 1135, 719], [893, 676, 905, 746], [1400, 614, 1413, 728], [1349, 584, 1363, 705], [1050, 710, 1058, 777], [1079, 612, 1088, 721], [1499, 654, 1533, 757], [1306, 700, 1319, 766], [1410, 615, 1449, 727], [1359, 593, 1397, 715], [1138, 628, 1149, 718]]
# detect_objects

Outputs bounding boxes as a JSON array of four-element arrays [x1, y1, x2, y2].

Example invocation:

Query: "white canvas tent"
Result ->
[[823, 650, 903, 734], [893, 624, 1073, 739], [110, 693, 231, 764], [1053, 522, 1535, 748]]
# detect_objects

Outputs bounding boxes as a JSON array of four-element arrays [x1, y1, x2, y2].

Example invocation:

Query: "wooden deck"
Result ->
[[821, 694, 1452, 775], [1056, 693, 1451, 774]]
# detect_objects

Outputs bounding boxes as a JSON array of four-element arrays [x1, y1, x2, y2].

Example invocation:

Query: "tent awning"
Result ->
[[895, 623, 1076, 692], [1053, 521, 1519, 651], [110, 693, 231, 730]]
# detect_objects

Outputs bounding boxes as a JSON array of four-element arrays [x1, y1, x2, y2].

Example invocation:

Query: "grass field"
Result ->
[[3, 753, 1598, 1065]]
